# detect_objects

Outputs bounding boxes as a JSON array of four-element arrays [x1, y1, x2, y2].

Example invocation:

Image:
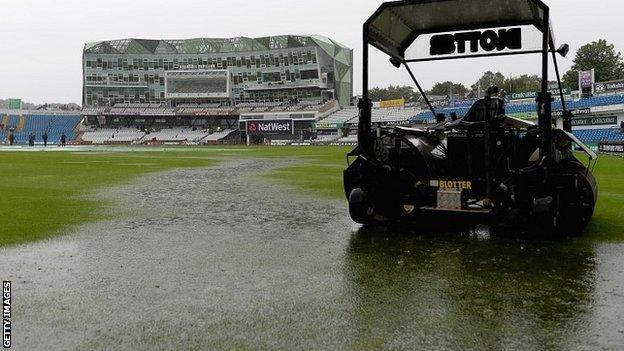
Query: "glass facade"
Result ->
[[83, 35, 353, 107]]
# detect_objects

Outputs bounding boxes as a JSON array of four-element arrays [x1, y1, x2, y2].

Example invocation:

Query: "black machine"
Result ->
[[344, 0, 598, 235]]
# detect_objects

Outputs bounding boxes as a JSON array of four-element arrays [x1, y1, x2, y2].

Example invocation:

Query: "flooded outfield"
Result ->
[[1, 159, 623, 350]]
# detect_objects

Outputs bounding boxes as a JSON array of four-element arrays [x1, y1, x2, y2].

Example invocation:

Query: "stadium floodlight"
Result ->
[[344, 0, 598, 236]]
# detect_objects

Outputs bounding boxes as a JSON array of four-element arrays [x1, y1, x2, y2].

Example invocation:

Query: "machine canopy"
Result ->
[[367, 0, 548, 59]]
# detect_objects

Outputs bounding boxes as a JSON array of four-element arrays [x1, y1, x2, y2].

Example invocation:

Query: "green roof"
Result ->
[[84, 35, 350, 55]]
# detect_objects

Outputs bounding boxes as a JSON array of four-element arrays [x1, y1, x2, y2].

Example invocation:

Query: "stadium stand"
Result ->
[[573, 128, 624, 144], [319, 107, 358, 125], [204, 129, 236, 142], [315, 133, 341, 143], [372, 108, 421, 123], [0, 113, 82, 145], [0, 115, 9, 130], [412, 94, 624, 121], [336, 134, 358, 144], [81, 127, 146, 144], [79, 126, 239, 145], [140, 128, 210, 143], [319, 106, 421, 126]]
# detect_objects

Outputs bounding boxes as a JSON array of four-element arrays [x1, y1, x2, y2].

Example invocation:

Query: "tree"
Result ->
[[428, 81, 469, 97], [368, 85, 420, 102], [562, 70, 579, 91], [562, 39, 624, 90], [471, 71, 506, 94], [503, 74, 541, 94]]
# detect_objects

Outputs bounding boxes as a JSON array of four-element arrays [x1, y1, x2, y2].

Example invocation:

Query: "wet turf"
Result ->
[[1, 157, 622, 350], [0, 146, 621, 246]]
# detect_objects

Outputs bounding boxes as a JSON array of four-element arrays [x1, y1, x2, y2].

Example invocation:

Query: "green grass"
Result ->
[[0, 150, 215, 246], [0, 146, 622, 246], [583, 154, 624, 241]]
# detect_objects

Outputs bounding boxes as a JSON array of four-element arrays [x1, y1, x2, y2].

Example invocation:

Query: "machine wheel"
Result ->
[[552, 161, 598, 236], [349, 188, 374, 225]]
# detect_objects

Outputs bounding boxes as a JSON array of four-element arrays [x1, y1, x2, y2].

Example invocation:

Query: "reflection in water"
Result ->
[[344, 226, 596, 350]]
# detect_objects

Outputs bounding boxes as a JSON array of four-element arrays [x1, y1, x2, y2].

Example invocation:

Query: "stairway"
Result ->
[[16, 115, 26, 132], [0, 115, 8, 131]]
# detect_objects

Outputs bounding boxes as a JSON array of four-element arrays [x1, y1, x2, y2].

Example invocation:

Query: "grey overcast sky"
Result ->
[[1, 0, 623, 104]]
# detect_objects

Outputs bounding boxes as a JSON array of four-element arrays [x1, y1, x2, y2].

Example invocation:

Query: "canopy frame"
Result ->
[[359, 0, 564, 164]]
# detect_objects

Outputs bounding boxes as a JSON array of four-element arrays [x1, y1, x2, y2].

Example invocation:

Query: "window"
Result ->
[[300, 69, 319, 80], [262, 72, 282, 82]]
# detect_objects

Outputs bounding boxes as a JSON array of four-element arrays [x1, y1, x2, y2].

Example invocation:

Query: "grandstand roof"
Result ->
[[84, 35, 350, 55]]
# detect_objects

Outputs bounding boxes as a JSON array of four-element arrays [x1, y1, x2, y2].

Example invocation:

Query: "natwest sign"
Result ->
[[246, 119, 293, 135]]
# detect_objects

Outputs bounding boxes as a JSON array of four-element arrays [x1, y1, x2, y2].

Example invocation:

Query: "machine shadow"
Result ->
[[342, 225, 597, 349]]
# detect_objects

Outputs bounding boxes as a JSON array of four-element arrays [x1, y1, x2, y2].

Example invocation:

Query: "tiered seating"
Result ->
[[81, 127, 146, 144], [315, 134, 341, 143], [141, 128, 209, 143], [320, 107, 358, 125], [336, 134, 358, 143], [6, 114, 81, 144], [204, 129, 236, 142], [142, 107, 178, 116], [235, 102, 282, 113], [573, 128, 624, 144], [7, 115, 20, 129], [372, 108, 421, 123], [319, 107, 421, 126], [81, 129, 111, 144], [176, 104, 234, 115], [412, 94, 624, 121], [177, 103, 222, 109]]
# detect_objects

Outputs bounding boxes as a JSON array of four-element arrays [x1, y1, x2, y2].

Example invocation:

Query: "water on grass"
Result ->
[[0, 159, 622, 350]]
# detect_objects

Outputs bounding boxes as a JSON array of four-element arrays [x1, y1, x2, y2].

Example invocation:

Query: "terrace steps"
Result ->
[[16, 116, 26, 132], [1, 115, 8, 131]]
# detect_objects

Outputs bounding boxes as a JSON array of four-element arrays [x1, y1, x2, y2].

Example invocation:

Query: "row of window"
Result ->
[[85, 87, 322, 106], [86, 69, 321, 87], [85, 50, 318, 71]]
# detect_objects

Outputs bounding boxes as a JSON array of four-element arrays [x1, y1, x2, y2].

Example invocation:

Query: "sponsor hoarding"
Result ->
[[379, 98, 405, 108], [553, 108, 591, 117], [450, 99, 476, 108], [594, 80, 624, 93], [599, 142, 624, 153], [510, 87, 571, 100], [571, 116, 617, 127], [314, 122, 344, 129], [246, 119, 293, 135]]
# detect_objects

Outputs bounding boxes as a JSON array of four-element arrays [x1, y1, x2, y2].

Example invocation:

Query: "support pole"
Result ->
[[538, 8, 553, 161], [483, 94, 493, 208], [358, 29, 373, 157]]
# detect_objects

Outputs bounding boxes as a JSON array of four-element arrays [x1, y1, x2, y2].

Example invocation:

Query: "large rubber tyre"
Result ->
[[553, 161, 597, 237], [349, 188, 374, 225]]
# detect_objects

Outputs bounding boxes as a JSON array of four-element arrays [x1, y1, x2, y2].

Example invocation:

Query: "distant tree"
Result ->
[[471, 71, 506, 94], [562, 70, 579, 91], [503, 74, 541, 93], [428, 81, 469, 97], [368, 87, 390, 101], [368, 85, 420, 102], [562, 39, 624, 90]]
